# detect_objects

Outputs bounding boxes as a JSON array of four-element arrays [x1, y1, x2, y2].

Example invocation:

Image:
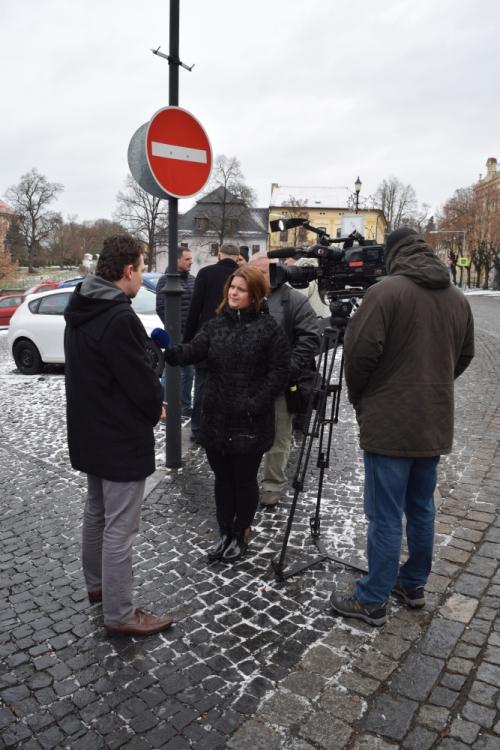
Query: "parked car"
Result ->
[[0, 293, 25, 327], [24, 281, 59, 296], [142, 271, 163, 291], [8, 287, 165, 375], [59, 273, 163, 292]]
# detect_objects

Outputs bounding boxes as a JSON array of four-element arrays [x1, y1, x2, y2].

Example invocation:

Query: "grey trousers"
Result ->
[[262, 394, 294, 492], [82, 474, 145, 625]]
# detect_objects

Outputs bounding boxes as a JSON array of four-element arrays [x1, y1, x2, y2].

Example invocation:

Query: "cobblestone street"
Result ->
[[1, 294, 500, 749]]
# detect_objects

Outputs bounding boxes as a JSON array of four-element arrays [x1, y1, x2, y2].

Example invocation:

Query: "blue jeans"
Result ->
[[356, 452, 439, 605]]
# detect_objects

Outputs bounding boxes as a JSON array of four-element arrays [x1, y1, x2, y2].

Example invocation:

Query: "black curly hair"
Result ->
[[96, 235, 143, 282]]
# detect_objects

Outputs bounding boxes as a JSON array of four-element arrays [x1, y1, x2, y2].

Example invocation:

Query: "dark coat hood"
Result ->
[[386, 235, 450, 289]]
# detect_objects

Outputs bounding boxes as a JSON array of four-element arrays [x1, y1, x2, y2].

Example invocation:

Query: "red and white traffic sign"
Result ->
[[146, 106, 212, 199]]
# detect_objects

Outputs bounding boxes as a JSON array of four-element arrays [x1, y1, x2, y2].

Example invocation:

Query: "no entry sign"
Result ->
[[146, 107, 212, 199]]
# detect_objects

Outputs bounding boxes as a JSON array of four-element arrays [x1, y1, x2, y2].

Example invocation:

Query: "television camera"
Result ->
[[268, 217, 385, 305]]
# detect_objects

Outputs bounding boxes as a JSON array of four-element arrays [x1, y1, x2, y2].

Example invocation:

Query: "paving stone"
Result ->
[[390, 653, 444, 701], [472, 735, 500, 750], [440, 671, 467, 691], [338, 670, 380, 696], [477, 662, 500, 688], [319, 688, 365, 722], [454, 574, 490, 597], [429, 685, 459, 708], [363, 694, 418, 740], [300, 645, 347, 677], [461, 700, 496, 728], [402, 725, 438, 750], [438, 740, 469, 749], [299, 711, 352, 750], [469, 680, 498, 707], [440, 593, 479, 623], [280, 670, 326, 699], [258, 691, 309, 727], [451, 718, 481, 743], [351, 737, 399, 750], [419, 617, 464, 658], [227, 719, 281, 750], [352, 650, 398, 681], [418, 704, 450, 731]]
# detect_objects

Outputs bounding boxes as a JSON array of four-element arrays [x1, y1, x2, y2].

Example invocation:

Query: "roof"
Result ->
[[270, 184, 351, 209], [178, 188, 268, 236], [0, 200, 14, 214]]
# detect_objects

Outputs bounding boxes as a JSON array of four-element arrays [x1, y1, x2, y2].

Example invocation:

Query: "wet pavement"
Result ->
[[1, 293, 499, 749]]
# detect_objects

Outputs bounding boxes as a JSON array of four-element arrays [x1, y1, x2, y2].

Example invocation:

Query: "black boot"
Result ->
[[221, 528, 250, 563], [207, 532, 232, 562]]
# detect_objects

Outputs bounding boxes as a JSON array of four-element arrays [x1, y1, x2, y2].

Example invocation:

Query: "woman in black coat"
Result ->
[[164, 265, 290, 562]]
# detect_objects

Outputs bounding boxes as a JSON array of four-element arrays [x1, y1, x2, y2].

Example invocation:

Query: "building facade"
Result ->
[[268, 184, 387, 251]]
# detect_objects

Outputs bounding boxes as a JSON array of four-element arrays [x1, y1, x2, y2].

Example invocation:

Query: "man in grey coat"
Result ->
[[331, 227, 474, 627], [250, 254, 321, 506]]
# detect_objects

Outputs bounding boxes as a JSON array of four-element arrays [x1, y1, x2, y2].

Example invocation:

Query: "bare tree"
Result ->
[[46, 217, 126, 266], [373, 177, 418, 232], [114, 174, 168, 271], [279, 196, 310, 244], [5, 168, 63, 271], [194, 155, 256, 248]]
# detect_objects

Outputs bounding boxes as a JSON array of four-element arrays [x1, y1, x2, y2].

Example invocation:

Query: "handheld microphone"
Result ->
[[267, 247, 299, 259], [151, 328, 171, 349]]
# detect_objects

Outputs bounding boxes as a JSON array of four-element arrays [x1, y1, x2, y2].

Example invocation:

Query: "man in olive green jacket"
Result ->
[[331, 228, 474, 627]]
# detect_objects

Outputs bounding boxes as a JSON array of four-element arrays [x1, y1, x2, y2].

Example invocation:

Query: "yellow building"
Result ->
[[269, 184, 387, 250]]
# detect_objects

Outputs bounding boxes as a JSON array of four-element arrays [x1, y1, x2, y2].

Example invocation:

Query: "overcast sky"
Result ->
[[2, 0, 499, 222]]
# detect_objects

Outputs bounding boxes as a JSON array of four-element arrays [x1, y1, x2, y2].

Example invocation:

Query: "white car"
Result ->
[[8, 286, 165, 375]]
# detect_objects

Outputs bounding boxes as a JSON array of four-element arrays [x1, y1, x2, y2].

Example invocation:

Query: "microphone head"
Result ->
[[151, 327, 171, 349]]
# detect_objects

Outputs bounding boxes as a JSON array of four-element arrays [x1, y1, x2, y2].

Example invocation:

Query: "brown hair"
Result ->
[[96, 235, 143, 281], [217, 265, 270, 315]]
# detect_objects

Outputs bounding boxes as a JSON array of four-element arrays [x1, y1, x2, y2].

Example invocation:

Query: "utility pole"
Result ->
[[163, 0, 182, 468]]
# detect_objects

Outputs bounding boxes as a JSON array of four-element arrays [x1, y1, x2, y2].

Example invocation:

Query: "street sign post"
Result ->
[[146, 106, 212, 198]]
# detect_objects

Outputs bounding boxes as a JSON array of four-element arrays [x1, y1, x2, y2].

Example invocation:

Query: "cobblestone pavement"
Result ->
[[1, 294, 499, 749]]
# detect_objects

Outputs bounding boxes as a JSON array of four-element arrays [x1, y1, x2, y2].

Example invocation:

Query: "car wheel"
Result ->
[[145, 338, 165, 377], [13, 339, 43, 375]]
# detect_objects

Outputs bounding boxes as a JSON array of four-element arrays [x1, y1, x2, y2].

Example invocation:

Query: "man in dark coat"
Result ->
[[331, 228, 475, 627], [156, 246, 196, 416], [64, 235, 173, 636], [183, 244, 239, 442]]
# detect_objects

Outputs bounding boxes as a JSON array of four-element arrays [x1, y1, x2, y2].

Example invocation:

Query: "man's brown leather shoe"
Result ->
[[88, 589, 102, 604], [104, 609, 174, 636]]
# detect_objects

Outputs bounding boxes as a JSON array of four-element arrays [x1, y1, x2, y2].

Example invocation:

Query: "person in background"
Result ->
[[238, 245, 249, 265], [64, 235, 173, 636], [156, 247, 196, 417], [183, 244, 239, 443], [331, 227, 475, 627], [249, 254, 321, 507], [164, 265, 290, 562]]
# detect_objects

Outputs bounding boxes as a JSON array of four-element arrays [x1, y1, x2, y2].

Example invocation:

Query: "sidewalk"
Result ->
[[0, 296, 499, 749]]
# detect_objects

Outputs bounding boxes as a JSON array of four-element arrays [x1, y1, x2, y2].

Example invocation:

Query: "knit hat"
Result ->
[[385, 227, 418, 255]]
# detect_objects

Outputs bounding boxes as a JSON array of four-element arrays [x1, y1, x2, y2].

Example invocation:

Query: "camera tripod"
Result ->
[[272, 315, 368, 581]]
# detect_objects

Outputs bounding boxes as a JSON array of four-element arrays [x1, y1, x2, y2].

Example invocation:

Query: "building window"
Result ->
[[252, 244, 260, 254], [180, 242, 189, 247], [336, 227, 342, 238], [280, 230, 288, 242], [210, 243, 219, 256], [195, 217, 209, 232]]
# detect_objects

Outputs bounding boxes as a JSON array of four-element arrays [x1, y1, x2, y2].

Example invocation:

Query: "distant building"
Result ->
[[155, 187, 269, 273], [269, 183, 387, 251], [0, 200, 15, 255]]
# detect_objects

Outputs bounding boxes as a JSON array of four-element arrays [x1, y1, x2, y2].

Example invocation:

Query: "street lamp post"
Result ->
[[429, 230, 466, 287], [354, 176, 362, 214]]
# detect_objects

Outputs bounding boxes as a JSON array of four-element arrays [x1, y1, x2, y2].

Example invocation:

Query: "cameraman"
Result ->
[[250, 254, 321, 507], [331, 227, 474, 627]]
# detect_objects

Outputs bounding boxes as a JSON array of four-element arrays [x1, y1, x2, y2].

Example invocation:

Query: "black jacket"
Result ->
[[165, 305, 290, 454], [155, 270, 195, 335], [64, 276, 163, 481], [183, 258, 238, 343]]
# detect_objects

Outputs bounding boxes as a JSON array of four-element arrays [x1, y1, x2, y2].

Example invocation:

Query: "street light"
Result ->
[[429, 230, 466, 287], [354, 176, 362, 214]]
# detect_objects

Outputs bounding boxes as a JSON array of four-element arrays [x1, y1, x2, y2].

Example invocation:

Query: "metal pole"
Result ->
[[164, 0, 182, 468]]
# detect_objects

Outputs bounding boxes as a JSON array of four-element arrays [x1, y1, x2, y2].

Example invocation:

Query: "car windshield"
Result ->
[[131, 286, 157, 315]]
